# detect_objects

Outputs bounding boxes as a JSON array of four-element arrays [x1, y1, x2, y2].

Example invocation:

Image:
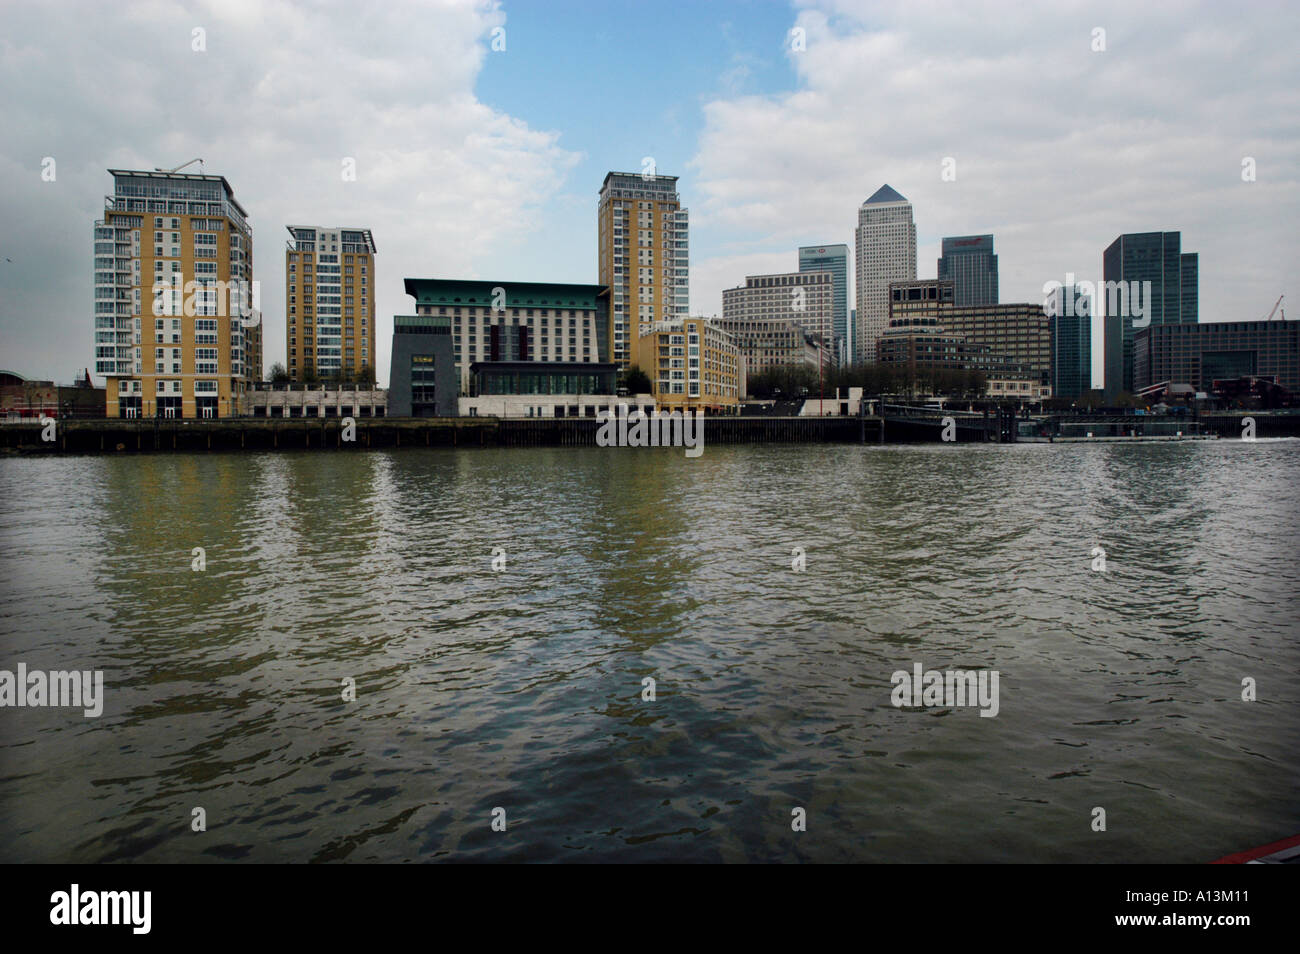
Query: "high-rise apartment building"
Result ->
[[937, 234, 998, 307], [854, 184, 916, 364], [93, 168, 259, 418], [722, 270, 835, 347], [597, 172, 689, 373], [798, 244, 848, 353], [286, 226, 376, 382], [1102, 231, 1198, 399]]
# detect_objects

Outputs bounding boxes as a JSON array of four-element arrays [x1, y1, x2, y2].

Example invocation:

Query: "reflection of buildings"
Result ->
[[1134, 319, 1299, 394], [887, 279, 1052, 393], [0, 369, 105, 418]]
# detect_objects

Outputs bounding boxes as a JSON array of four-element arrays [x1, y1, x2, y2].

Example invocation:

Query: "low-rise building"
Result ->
[[639, 317, 740, 411], [241, 384, 386, 418], [1134, 319, 1300, 393], [715, 316, 832, 385], [1, 369, 106, 419], [722, 270, 836, 346], [888, 279, 1052, 391]]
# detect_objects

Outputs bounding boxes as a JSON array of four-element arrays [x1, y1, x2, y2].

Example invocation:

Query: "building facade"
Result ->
[[597, 172, 689, 372], [798, 244, 849, 354], [242, 384, 386, 418], [877, 317, 1045, 398], [1049, 285, 1093, 399], [854, 184, 916, 364], [888, 279, 1053, 391], [94, 168, 260, 418], [285, 226, 376, 382], [722, 270, 835, 346], [1102, 231, 1199, 399], [1133, 320, 1300, 393], [715, 316, 832, 385], [388, 314, 457, 417], [403, 278, 610, 397], [639, 317, 740, 411], [937, 234, 998, 307]]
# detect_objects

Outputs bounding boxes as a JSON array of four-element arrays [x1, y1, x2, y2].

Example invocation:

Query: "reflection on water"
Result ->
[[1, 441, 1297, 862]]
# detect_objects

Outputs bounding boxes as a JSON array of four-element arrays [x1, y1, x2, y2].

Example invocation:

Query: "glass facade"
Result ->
[[1102, 231, 1199, 398], [937, 235, 998, 307], [471, 362, 616, 397]]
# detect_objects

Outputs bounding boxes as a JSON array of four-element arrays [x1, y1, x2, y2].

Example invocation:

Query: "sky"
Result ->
[[1, 0, 1297, 389]]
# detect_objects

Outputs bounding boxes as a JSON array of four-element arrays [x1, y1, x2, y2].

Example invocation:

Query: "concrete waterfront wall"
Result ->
[[5, 414, 1293, 455], [0, 416, 881, 454]]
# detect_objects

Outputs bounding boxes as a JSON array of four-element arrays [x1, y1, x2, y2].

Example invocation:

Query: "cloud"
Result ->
[[688, 0, 1300, 378], [0, 0, 579, 385]]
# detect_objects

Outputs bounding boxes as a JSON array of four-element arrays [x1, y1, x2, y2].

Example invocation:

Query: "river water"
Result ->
[[1, 441, 1297, 862]]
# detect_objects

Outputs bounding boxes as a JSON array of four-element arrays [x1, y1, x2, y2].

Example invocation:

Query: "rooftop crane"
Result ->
[[154, 158, 204, 174], [1262, 294, 1284, 321]]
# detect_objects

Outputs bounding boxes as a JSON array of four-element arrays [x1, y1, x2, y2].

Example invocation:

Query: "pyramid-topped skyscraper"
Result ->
[[854, 184, 917, 363]]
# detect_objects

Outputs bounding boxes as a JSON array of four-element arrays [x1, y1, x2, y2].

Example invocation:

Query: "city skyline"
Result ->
[[1, 1, 1296, 392]]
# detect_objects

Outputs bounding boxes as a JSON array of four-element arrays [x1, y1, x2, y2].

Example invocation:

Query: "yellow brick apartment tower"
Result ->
[[597, 171, 689, 373], [93, 167, 260, 418], [285, 226, 377, 382]]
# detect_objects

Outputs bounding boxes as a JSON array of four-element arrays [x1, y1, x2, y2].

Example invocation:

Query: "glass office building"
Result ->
[[1102, 231, 1198, 399], [937, 235, 998, 307]]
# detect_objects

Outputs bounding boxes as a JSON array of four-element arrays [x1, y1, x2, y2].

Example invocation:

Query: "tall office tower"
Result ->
[[798, 244, 848, 353], [597, 172, 689, 372], [1102, 231, 1198, 399], [94, 167, 259, 419], [1048, 285, 1092, 399], [854, 184, 916, 363], [937, 234, 998, 306], [722, 270, 836, 347], [286, 226, 376, 382]]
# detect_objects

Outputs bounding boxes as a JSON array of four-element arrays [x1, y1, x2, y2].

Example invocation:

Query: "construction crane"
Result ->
[[1262, 294, 1284, 321], [154, 158, 204, 174]]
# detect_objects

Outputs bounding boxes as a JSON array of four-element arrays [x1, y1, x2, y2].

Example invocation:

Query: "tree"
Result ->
[[268, 361, 290, 385], [622, 365, 652, 395], [302, 366, 319, 386], [356, 364, 376, 388]]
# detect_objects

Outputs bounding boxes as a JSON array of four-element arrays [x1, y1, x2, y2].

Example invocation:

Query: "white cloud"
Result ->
[[689, 0, 1300, 379], [0, 0, 578, 385]]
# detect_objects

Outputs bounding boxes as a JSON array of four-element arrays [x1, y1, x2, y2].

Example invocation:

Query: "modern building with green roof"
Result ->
[[390, 278, 611, 416]]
